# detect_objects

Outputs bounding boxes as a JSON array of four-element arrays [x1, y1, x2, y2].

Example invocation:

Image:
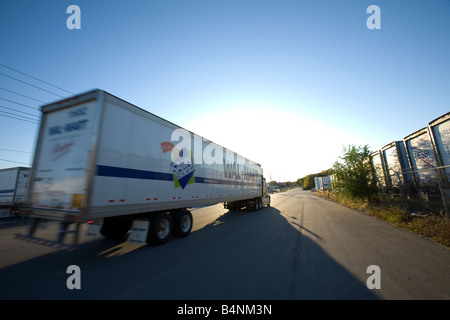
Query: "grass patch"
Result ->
[[315, 190, 450, 248], [367, 204, 409, 225], [406, 216, 450, 247]]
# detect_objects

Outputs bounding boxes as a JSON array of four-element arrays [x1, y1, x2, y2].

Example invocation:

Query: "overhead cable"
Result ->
[[0, 97, 40, 111], [0, 148, 32, 154], [0, 110, 39, 123], [0, 87, 47, 104], [0, 112, 39, 124], [0, 105, 40, 118], [0, 63, 74, 95], [0, 72, 66, 98], [0, 158, 31, 165]]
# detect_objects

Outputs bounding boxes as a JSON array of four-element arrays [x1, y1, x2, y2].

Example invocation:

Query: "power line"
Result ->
[[0, 71, 67, 98], [0, 64, 71, 126], [0, 158, 31, 165], [0, 110, 39, 123], [0, 112, 39, 124], [0, 63, 74, 95], [0, 148, 32, 154], [0, 87, 48, 104], [0, 105, 40, 118], [0, 97, 40, 111]]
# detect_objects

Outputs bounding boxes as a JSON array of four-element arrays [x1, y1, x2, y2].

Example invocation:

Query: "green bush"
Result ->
[[331, 145, 378, 200]]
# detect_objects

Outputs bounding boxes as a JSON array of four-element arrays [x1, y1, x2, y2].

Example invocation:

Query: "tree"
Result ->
[[331, 145, 377, 200], [303, 174, 315, 190]]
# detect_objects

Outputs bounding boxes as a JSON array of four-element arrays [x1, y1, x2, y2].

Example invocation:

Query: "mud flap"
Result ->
[[86, 219, 103, 236], [127, 220, 149, 245]]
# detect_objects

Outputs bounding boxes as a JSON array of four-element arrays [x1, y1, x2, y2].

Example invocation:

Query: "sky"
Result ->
[[0, 0, 449, 182]]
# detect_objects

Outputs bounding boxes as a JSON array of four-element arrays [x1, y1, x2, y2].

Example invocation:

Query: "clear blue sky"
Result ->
[[0, 0, 449, 181]]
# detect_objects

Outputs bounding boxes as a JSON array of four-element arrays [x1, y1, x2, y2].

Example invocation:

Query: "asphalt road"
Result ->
[[0, 188, 449, 300]]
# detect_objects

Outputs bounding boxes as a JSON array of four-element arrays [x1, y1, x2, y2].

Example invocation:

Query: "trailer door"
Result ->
[[28, 100, 98, 215]]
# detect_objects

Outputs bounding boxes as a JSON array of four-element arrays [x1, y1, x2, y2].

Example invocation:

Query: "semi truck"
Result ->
[[0, 167, 30, 218], [16, 89, 270, 250]]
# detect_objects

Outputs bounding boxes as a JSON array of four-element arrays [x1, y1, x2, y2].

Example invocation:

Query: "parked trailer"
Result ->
[[312, 176, 330, 191], [404, 128, 438, 189], [381, 141, 413, 192], [320, 176, 331, 191], [428, 112, 450, 185], [17, 89, 270, 250], [314, 177, 321, 191], [428, 112, 450, 208], [370, 150, 387, 189], [0, 167, 30, 218]]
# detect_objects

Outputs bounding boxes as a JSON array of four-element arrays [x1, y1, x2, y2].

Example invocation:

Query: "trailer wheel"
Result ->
[[250, 199, 257, 211], [147, 212, 172, 245], [172, 209, 193, 238], [252, 198, 261, 211], [100, 217, 132, 239]]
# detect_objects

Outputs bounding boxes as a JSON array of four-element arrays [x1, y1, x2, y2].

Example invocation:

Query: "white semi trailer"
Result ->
[[17, 89, 270, 249], [0, 167, 30, 218]]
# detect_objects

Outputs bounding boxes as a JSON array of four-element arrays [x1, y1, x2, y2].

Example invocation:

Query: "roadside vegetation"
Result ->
[[300, 145, 450, 248]]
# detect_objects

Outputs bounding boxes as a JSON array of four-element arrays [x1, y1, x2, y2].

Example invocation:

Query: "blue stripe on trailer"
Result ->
[[96, 165, 259, 187], [96, 165, 173, 181]]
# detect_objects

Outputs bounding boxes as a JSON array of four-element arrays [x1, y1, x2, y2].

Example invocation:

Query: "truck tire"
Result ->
[[100, 217, 132, 239], [147, 212, 173, 245], [253, 198, 261, 211], [172, 209, 193, 238]]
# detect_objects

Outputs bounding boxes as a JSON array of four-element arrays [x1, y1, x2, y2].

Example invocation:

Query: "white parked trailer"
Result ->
[[404, 128, 438, 188], [381, 141, 413, 191], [320, 176, 331, 190], [0, 167, 30, 218], [428, 112, 450, 208], [314, 177, 321, 191], [370, 150, 387, 189], [18, 89, 270, 249], [428, 112, 450, 186]]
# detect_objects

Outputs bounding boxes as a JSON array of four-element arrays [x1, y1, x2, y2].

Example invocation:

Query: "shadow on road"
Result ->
[[0, 205, 380, 300], [185, 206, 380, 300]]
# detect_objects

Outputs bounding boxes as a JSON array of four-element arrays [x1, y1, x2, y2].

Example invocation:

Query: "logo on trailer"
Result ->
[[161, 142, 196, 189]]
